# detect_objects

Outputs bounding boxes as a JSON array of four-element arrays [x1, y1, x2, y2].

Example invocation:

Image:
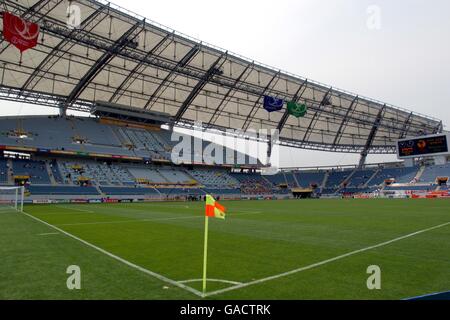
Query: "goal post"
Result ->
[[0, 186, 25, 212]]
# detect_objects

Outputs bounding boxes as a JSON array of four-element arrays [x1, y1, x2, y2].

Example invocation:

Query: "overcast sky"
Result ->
[[3, 0, 450, 167]]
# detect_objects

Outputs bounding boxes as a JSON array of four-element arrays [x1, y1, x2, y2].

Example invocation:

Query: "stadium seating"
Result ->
[[1, 116, 448, 199], [28, 185, 99, 195], [419, 164, 450, 183], [347, 169, 376, 188], [204, 188, 241, 195], [384, 185, 437, 191], [110, 165, 136, 186], [49, 160, 64, 184], [126, 166, 168, 184], [157, 188, 205, 195], [326, 170, 352, 188], [0, 159, 8, 184], [263, 173, 287, 187], [369, 166, 419, 185], [186, 168, 239, 188], [340, 187, 377, 194], [231, 173, 272, 194], [284, 172, 298, 188], [100, 186, 159, 196], [158, 169, 193, 184], [0, 116, 167, 159], [294, 171, 325, 188], [12, 159, 51, 184]]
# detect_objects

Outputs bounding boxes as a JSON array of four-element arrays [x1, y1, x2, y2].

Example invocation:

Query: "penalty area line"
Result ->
[[204, 221, 450, 298], [21, 211, 204, 298]]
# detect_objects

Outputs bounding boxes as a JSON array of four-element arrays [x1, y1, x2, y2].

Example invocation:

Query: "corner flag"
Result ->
[[205, 195, 226, 219], [202, 195, 226, 295]]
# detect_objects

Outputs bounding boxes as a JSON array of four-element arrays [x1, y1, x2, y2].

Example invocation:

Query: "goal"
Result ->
[[0, 186, 24, 212]]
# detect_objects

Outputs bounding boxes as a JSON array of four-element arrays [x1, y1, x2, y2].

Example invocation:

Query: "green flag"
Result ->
[[287, 101, 307, 118]]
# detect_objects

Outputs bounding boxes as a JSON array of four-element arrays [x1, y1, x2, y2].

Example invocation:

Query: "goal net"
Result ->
[[0, 186, 24, 212]]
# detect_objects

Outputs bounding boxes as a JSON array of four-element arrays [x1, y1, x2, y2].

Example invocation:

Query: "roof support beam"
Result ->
[[174, 52, 228, 122], [109, 32, 174, 103], [433, 121, 443, 134], [276, 79, 308, 132], [63, 20, 144, 113], [20, 2, 111, 95], [143, 44, 201, 110], [301, 87, 333, 143], [206, 61, 254, 129], [358, 106, 385, 168], [332, 95, 359, 146], [398, 112, 413, 139], [241, 71, 281, 132]]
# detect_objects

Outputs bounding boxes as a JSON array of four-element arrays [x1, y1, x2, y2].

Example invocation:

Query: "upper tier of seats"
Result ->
[[0, 116, 256, 165]]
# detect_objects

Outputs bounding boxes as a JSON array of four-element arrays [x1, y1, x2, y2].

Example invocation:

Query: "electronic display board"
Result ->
[[397, 134, 449, 158]]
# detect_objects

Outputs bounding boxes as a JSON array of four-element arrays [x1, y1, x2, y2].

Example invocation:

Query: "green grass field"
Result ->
[[1, 199, 449, 300]]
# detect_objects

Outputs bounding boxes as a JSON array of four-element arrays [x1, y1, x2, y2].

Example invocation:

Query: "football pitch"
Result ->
[[1, 199, 449, 300]]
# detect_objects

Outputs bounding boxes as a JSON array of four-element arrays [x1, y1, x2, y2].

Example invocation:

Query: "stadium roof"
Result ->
[[0, 0, 444, 156]]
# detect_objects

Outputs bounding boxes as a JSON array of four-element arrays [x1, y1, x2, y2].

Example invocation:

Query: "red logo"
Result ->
[[2, 12, 40, 53]]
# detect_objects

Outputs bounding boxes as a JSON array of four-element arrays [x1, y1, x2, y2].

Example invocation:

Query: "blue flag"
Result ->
[[263, 95, 284, 112]]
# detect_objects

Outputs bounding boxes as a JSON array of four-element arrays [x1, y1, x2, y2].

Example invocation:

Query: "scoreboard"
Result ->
[[397, 134, 449, 159]]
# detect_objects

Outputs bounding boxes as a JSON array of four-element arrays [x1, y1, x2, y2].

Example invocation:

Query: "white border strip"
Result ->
[[204, 221, 450, 297], [22, 211, 203, 297]]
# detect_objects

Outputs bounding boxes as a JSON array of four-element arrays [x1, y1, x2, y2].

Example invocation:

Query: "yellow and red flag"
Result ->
[[205, 195, 226, 220], [202, 195, 226, 294]]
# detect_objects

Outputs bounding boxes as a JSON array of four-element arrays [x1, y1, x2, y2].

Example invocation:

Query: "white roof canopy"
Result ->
[[0, 0, 443, 154]]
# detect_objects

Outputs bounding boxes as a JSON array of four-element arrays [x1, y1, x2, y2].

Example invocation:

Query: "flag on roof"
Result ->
[[2, 12, 40, 53], [205, 195, 226, 220], [287, 101, 308, 118], [263, 95, 284, 112]]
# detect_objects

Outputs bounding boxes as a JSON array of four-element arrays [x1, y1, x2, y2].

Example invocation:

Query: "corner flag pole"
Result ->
[[202, 215, 209, 294]]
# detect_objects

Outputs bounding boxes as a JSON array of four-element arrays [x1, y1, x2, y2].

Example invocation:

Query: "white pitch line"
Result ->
[[56, 215, 204, 227], [204, 221, 450, 297], [54, 205, 95, 213], [21, 211, 203, 298], [37, 232, 60, 236], [179, 279, 243, 285], [54, 211, 264, 227]]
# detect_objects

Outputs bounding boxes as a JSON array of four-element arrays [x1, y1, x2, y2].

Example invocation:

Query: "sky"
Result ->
[[2, 0, 450, 168]]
